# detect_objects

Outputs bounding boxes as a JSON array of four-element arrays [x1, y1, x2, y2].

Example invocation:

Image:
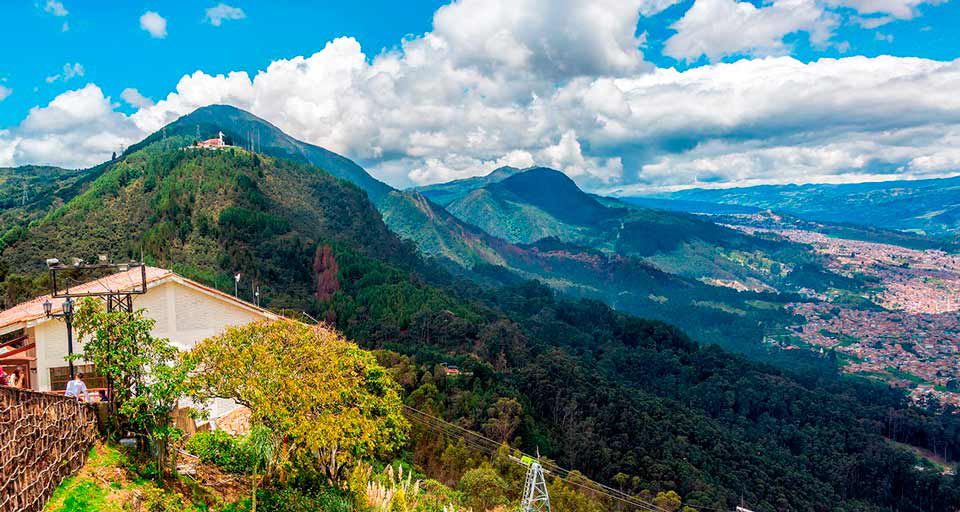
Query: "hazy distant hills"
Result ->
[[0, 165, 100, 253], [646, 176, 960, 237]]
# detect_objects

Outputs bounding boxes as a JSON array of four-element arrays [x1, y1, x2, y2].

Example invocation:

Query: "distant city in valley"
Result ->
[[720, 221, 960, 407]]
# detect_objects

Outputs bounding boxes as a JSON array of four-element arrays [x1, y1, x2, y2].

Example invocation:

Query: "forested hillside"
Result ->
[[1, 130, 959, 511], [425, 166, 842, 298], [0, 165, 99, 253]]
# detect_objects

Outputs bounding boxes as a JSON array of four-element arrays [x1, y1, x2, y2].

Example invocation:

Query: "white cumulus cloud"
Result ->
[[4, 0, 960, 193], [204, 3, 246, 26], [431, 0, 651, 79], [829, 0, 946, 19], [140, 11, 167, 39], [0, 86, 11, 102], [8, 84, 142, 168], [120, 88, 154, 109], [663, 0, 836, 62]]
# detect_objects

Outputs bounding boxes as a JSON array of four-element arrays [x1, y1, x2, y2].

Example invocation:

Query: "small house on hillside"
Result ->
[[0, 267, 277, 406]]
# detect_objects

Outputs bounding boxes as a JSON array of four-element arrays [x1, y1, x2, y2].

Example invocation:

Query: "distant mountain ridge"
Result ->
[[138, 108, 824, 356], [444, 168, 619, 244], [646, 175, 960, 236], [428, 165, 838, 298], [415, 165, 523, 206]]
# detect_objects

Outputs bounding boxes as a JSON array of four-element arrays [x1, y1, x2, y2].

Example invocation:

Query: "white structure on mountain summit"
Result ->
[[193, 130, 229, 150]]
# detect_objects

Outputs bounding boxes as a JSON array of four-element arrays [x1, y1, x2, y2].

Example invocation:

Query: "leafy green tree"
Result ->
[[459, 463, 508, 511], [73, 298, 186, 477], [654, 490, 682, 512], [482, 398, 523, 444], [242, 424, 277, 512], [184, 319, 408, 484], [546, 471, 605, 512]]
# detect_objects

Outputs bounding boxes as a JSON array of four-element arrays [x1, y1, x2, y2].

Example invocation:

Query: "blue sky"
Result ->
[[2, 0, 960, 192], [0, 1, 446, 125]]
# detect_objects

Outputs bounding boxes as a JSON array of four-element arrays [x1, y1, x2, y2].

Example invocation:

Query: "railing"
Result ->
[[0, 386, 98, 512], [48, 387, 111, 403]]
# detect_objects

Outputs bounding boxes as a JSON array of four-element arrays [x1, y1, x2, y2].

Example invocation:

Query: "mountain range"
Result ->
[[0, 104, 958, 511], [115, 106, 855, 360], [0, 106, 871, 361], [641, 176, 960, 237]]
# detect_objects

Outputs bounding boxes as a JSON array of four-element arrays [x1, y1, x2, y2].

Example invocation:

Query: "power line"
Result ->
[[402, 405, 675, 512], [404, 406, 734, 511]]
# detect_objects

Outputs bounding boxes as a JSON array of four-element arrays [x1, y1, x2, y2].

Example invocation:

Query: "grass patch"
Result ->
[[46, 480, 108, 512], [43, 442, 195, 512]]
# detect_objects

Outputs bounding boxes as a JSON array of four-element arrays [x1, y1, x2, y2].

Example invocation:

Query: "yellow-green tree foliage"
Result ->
[[185, 319, 408, 482], [459, 463, 509, 511], [654, 490, 683, 512], [546, 471, 605, 512]]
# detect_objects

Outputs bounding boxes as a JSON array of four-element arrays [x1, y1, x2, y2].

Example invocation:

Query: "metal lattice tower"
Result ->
[[520, 457, 551, 512]]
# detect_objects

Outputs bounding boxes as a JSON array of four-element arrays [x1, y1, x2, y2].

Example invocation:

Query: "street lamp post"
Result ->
[[43, 296, 76, 381]]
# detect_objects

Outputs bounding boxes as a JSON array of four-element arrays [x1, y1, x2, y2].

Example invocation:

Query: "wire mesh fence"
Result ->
[[0, 386, 97, 512]]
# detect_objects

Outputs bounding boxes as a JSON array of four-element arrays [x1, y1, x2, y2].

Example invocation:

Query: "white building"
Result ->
[[0, 266, 277, 396], [193, 131, 228, 150]]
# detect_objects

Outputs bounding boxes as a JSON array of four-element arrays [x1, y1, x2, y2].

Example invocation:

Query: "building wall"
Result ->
[[32, 278, 271, 392]]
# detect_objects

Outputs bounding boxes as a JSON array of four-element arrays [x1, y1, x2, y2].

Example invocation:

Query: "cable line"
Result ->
[[402, 404, 674, 512]]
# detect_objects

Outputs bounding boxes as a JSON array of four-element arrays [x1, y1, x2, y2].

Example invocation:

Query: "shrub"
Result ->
[[223, 487, 352, 512], [185, 431, 249, 474]]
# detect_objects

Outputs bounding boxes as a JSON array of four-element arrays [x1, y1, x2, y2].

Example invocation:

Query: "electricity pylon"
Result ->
[[520, 456, 551, 512]]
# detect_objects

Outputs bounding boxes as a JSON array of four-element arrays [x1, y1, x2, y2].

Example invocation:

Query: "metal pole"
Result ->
[[65, 305, 75, 381]]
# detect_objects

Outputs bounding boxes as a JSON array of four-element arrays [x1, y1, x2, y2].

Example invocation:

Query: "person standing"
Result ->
[[8, 369, 23, 388], [64, 372, 90, 402]]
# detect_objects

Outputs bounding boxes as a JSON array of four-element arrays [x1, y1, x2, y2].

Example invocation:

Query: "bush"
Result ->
[[223, 487, 352, 512], [185, 431, 248, 474]]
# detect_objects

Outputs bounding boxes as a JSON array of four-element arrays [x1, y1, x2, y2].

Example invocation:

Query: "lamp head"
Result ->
[[61, 297, 74, 315], [42, 300, 52, 317]]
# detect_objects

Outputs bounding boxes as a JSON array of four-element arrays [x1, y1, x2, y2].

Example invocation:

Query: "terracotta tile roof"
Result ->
[[0, 266, 173, 331]]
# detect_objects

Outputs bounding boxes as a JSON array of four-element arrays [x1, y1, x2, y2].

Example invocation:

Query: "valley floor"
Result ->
[[735, 225, 960, 408]]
